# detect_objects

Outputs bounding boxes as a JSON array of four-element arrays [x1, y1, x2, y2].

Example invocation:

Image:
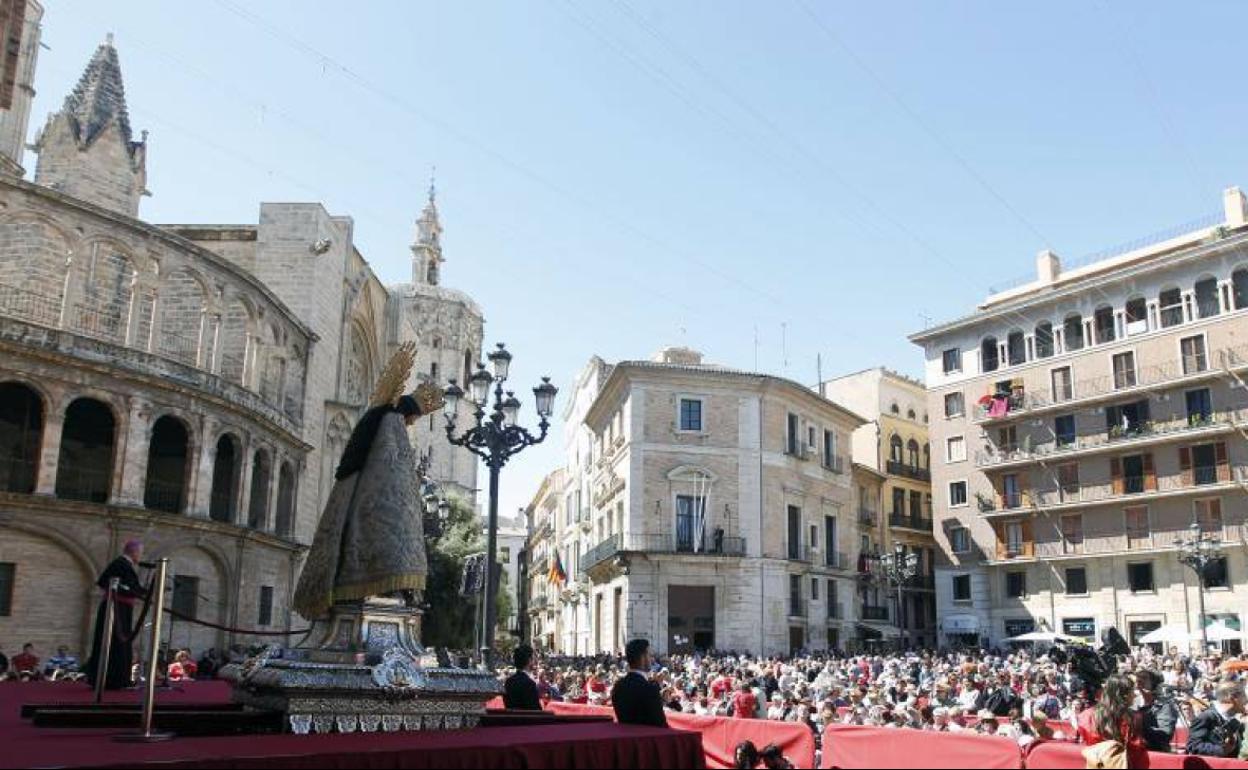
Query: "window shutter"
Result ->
[[1110, 457, 1124, 495], [1142, 453, 1157, 492], [1021, 520, 1034, 557], [993, 522, 1005, 560], [1179, 447, 1193, 486], [1215, 442, 1229, 482], [992, 476, 1004, 510]]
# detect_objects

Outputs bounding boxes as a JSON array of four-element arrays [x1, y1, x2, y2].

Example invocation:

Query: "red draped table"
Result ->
[[5, 683, 705, 769]]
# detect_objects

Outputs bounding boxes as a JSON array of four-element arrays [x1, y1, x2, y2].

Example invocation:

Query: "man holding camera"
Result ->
[[1187, 681, 1245, 758]]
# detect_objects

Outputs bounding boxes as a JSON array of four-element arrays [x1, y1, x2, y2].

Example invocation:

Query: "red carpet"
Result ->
[[3, 682, 705, 769]]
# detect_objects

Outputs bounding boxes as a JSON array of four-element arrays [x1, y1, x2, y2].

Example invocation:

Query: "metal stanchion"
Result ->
[[93, 578, 119, 704], [115, 558, 173, 743]]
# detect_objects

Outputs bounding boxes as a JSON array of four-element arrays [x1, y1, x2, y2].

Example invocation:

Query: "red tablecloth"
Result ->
[[6, 683, 705, 769], [521, 698, 816, 769], [1027, 741, 1248, 770], [821, 724, 1021, 769]]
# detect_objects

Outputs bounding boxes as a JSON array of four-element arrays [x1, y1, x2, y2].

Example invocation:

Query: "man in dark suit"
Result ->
[[611, 638, 668, 727], [1187, 681, 1245, 758], [503, 643, 542, 710]]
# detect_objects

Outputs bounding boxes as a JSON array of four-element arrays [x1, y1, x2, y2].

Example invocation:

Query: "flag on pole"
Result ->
[[548, 551, 567, 586]]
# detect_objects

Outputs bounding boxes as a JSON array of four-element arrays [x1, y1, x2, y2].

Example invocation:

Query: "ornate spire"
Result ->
[[411, 168, 444, 285], [62, 34, 136, 151]]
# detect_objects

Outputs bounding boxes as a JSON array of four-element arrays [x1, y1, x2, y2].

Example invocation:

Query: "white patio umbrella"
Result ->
[[1140, 625, 1196, 645], [1202, 621, 1242, 643], [1005, 631, 1080, 643]]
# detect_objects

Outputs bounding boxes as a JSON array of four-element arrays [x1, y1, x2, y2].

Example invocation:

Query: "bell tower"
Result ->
[[411, 178, 443, 286]]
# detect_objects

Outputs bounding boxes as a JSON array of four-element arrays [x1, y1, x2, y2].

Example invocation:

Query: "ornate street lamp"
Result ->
[[878, 544, 920, 649], [1176, 519, 1222, 653], [444, 342, 556, 668]]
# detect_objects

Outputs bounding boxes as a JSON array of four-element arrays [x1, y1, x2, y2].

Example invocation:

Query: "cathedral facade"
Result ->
[[0, 21, 482, 658]]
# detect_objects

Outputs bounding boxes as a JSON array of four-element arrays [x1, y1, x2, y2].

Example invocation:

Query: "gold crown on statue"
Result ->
[[412, 381, 446, 415]]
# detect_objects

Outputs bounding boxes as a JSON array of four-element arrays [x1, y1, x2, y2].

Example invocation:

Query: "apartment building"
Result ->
[[912, 187, 1248, 650], [523, 347, 867, 656], [822, 368, 938, 649]]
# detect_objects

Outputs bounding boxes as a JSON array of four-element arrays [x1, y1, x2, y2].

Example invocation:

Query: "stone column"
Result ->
[[57, 253, 75, 329], [34, 396, 66, 496], [209, 314, 223, 374], [195, 309, 210, 369], [266, 450, 283, 533], [189, 416, 218, 518], [237, 434, 254, 527], [124, 272, 141, 348], [115, 397, 153, 507]]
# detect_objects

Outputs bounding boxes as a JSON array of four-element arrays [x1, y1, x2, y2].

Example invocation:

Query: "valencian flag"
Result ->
[[548, 551, 567, 586]]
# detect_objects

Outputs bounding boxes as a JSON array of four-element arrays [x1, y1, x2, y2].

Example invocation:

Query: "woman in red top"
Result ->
[[732, 681, 759, 719], [1076, 675, 1148, 766]]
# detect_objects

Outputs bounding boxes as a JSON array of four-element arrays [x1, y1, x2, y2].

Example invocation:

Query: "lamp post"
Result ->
[[444, 343, 556, 668], [1176, 518, 1222, 654], [879, 544, 919, 650], [416, 447, 452, 540]]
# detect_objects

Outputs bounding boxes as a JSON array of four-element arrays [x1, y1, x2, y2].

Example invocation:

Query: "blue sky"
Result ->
[[32, 0, 1248, 517]]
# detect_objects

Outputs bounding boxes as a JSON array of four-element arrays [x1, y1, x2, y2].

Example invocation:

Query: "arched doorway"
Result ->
[[55, 398, 115, 503], [0, 527, 93, 653], [0, 382, 43, 493], [144, 416, 190, 514], [247, 449, 271, 530], [275, 462, 296, 538], [209, 434, 241, 523]]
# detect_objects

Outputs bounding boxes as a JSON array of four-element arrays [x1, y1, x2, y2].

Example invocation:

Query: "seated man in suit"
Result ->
[[611, 638, 668, 727], [503, 643, 542, 710], [1187, 681, 1245, 758]]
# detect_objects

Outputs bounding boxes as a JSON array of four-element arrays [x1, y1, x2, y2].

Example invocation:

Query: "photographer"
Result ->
[[1186, 681, 1245, 758], [1134, 669, 1178, 752]]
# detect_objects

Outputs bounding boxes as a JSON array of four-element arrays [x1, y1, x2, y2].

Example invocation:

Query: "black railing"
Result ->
[[858, 508, 878, 526], [862, 605, 889, 622], [888, 513, 934, 532], [886, 461, 931, 482], [143, 478, 185, 514], [581, 533, 747, 574], [0, 455, 38, 494], [1195, 465, 1218, 486], [789, 598, 807, 617], [1124, 476, 1145, 494], [787, 544, 813, 563], [54, 463, 111, 503]]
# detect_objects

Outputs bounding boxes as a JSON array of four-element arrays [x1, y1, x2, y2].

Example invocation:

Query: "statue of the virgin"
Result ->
[[293, 343, 444, 621]]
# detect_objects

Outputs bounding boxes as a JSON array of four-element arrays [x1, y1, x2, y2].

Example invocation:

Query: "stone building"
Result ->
[[912, 187, 1248, 650], [0, 32, 483, 659], [523, 347, 867, 657], [822, 367, 938, 649]]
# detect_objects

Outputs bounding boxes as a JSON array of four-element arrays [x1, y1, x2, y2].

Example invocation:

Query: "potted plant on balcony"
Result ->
[[975, 492, 996, 513]]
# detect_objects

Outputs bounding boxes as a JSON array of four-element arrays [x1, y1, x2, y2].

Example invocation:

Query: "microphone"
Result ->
[[138, 561, 158, 569]]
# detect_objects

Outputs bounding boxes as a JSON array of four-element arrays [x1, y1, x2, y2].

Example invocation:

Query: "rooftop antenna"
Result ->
[[918, 311, 932, 329], [753, 326, 759, 371], [817, 353, 823, 393]]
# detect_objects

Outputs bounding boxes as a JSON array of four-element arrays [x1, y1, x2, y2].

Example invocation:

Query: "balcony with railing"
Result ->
[[824, 550, 851, 570], [997, 465, 1247, 516], [976, 408, 1248, 470], [823, 454, 846, 474], [580, 532, 747, 574], [857, 507, 878, 527], [788, 597, 807, 618], [974, 343, 1248, 425], [828, 603, 842, 620], [861, 605, 890, 622], [888, 512, 934, 533], [787, 544, 814, 563], [527, 594, 549, 613], [886, 460, 931, 482], [1031, 523, 1244, 561]]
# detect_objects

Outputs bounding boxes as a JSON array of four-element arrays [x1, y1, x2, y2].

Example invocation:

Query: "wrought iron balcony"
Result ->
[[857, 507, 878, 527], [580, 532, 747, 574], [789, 598, 807, 617], [888, 512, 934, 532], [787, 544, 814, 563], [861, 605, 889, 622], [886, 460, 931, 482]]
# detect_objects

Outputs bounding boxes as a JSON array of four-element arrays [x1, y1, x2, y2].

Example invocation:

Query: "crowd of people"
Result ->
[[501, 641, 1248, 763], [0, 641, 255, 685]]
